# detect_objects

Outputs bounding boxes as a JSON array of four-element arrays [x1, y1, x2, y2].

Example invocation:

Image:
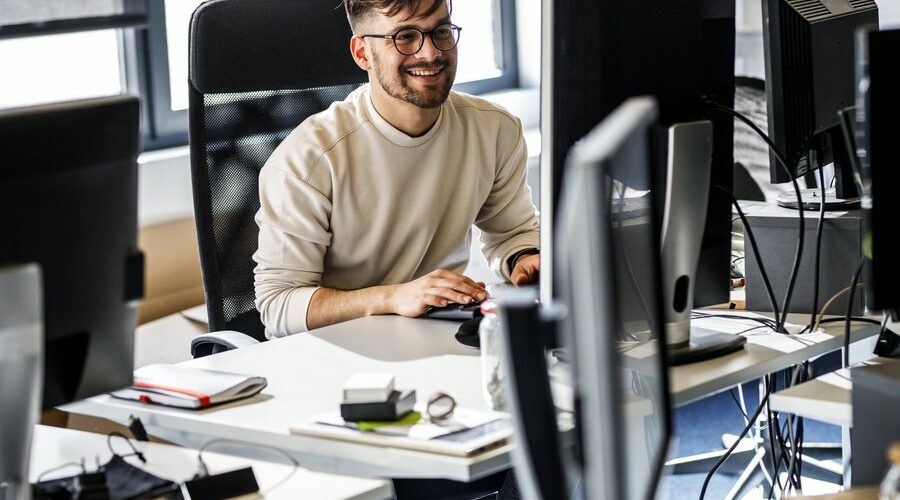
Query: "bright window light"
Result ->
[[163, 0, 505, 112], [0, 30, 123, 109], [165, 0, 204, 111]]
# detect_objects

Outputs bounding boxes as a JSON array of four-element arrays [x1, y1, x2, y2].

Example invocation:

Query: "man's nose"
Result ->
[[416, 33, 442, 60]]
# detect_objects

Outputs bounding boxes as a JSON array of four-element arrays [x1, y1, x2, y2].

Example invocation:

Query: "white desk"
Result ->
[[63, 312, 882, 482], [769, 357, 900, 427], [30, 425, 392, 500], [669, 313, 882, 406], [65, 316, 510, 482]]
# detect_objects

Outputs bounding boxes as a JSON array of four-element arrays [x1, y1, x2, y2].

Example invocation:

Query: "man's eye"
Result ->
[[434, 27, 452, 39], [395, 31, 419, 42]]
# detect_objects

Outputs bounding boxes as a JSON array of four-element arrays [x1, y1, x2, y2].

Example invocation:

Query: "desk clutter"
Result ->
[[288, 372, 511, 457], [110, 364, 267, 409]]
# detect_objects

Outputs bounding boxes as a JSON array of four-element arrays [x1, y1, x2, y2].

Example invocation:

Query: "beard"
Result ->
[[370, 50, 457, 109]]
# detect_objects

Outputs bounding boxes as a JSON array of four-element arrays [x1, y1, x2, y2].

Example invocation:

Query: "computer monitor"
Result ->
[[0, 95, 142, 409], [502, 97, 671, 500], [762, 0, 878, 209], [540, 0, 735, 311], [856, 27, 900, 356]]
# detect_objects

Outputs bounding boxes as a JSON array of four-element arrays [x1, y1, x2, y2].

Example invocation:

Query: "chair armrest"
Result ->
[[191, 330, 260, 358]]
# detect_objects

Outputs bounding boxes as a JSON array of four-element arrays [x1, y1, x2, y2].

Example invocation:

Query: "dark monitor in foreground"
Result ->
[[503, 97, 671, 500], [858, 27, 900, 312], [0, 95, 142, 409], [763, 0, 878, 209], [857, 27, 900, 357]]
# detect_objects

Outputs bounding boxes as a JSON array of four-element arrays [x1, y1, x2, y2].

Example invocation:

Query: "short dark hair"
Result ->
[[343, 0, 451, 32]]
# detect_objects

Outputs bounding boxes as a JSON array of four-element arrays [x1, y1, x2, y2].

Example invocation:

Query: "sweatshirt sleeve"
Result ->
[[253, 160, 332, 338], [475, 116, 540, 281]]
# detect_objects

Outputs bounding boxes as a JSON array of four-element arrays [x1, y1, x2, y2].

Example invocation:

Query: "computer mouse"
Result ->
[[425, 299, 483, 320]]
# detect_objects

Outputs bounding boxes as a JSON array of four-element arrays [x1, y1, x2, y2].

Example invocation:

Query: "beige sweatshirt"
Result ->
[[253, 85, 539, 337]]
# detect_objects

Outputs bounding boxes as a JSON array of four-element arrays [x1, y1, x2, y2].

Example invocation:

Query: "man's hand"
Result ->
[[388, 269, 489, 318], [511, 254, 540, 286]]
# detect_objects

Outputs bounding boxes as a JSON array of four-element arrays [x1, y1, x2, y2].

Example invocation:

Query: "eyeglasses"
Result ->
[[361, 23, 461, 56]]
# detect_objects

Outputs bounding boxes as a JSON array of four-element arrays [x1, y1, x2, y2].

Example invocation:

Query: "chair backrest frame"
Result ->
[[188, 0, 367, 339]]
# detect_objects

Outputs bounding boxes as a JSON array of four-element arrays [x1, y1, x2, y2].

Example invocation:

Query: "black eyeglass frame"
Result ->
[[360, 23, 462, 56]]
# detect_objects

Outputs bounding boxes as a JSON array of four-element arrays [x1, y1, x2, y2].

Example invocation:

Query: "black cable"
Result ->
[[776, 134, 821, 335], [37, 461, 85, 483], [712, 105, 805, 334], [765, 375, 785, 498], [699, 390, 771, 500], [818, 317, 881, 326], [809, 168, 826, 332], [107, 431, 146, 463], [691, 312, 779, 330], [716, 184, 781, 324], [844, 257, 866, 368], [783, 363, 808, 493], [730, 388, 750, 422]]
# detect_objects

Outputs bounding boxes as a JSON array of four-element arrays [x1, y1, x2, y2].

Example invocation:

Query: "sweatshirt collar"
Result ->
[[364, 87, 446, 147]]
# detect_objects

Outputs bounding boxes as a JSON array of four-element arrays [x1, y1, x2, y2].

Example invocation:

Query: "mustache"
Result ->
[[402, 60, 449, 71]]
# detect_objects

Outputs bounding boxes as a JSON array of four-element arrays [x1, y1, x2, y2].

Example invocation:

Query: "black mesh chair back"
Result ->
[[189, 0, 367, 340]]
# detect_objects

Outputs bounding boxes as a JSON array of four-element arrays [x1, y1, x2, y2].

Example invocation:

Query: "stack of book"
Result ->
[[340, 373, 415, 422]]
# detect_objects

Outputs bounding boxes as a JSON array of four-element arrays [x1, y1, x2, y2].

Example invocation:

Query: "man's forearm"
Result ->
[[305, 285, 395, 331]]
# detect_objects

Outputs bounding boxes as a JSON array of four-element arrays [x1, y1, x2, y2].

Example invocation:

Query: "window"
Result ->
[[0, 30, 123, 109], [145, 0, 517, 149], [0, 0, 518, 151]]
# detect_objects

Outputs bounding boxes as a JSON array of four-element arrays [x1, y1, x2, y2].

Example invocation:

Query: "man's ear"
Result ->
[[350, 35, 370, 71]]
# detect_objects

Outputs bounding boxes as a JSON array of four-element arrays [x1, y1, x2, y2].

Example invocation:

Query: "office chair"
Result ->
[[188, 0, 366, 356]]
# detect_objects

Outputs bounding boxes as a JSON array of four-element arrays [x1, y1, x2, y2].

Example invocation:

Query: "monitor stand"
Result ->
[[776, 188, 860, 210], [661, 120, 746, 365], [777, 124, 861, 210], [0, 265, 43, 500], [668, 326, 746, 366]]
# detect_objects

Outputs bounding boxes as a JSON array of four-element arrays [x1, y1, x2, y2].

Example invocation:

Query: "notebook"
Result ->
[[111, 364, 267, 409], [290, 407, 512, 457]]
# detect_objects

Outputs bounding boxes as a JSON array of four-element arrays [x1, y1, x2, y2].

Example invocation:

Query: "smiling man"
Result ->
[[252, 0, 540, 337]]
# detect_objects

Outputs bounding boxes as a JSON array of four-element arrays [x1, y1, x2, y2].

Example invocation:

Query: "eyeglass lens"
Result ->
[[395, 25, 459, 55]]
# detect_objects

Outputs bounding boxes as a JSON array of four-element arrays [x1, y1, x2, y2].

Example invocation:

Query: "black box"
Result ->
[[742, 201, 864, 316], [340, 389, 416, 422]]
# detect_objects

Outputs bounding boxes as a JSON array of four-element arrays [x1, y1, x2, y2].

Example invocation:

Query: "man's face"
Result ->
[[364, 2, 458, 109]]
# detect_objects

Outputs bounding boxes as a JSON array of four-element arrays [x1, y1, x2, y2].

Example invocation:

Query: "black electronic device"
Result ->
[[425, 300, 483, 320], [0, 95, 143, 409], [541, 0, 735, 310], [340, 389, 416, 422], [857, 27, 900, 313], [856, 27, 900, 359], [182, 467, 260, 500], [762, 0, 878, 209]]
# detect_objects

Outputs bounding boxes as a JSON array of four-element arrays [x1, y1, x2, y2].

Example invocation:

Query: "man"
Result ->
[[253, 0, 540, 337]]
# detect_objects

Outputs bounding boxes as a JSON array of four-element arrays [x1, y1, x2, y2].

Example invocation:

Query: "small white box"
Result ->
[[342, 373, 395, 402]]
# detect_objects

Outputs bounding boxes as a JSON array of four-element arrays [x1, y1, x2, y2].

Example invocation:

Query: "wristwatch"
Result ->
[[507, 248, 540, 274]]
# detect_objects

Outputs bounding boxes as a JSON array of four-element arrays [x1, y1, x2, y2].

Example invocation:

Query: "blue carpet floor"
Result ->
[[661, 351, 843, 499]]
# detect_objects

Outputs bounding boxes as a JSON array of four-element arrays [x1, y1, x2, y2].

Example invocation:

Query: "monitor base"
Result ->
[[667, 329, 746, 366], [776, 188, 860, 211]]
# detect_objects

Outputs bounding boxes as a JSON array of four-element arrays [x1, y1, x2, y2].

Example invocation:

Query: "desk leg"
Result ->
[[842, 426, 852, 487]]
